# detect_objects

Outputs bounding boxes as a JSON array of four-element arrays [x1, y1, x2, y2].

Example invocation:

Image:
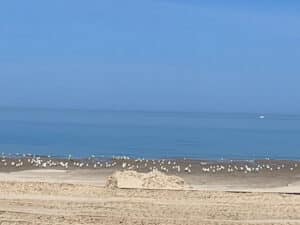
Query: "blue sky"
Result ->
[[1, 0, 300, 113]]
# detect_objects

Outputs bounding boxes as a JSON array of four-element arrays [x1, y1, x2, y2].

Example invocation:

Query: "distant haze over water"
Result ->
[[0, 107, 299, 160]]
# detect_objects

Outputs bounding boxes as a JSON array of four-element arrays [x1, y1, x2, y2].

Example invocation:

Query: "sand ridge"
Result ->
[[106, 170, 187, 190]]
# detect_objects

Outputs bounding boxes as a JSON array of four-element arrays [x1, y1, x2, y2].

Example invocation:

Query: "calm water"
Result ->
[[0, 107, 300, 159]]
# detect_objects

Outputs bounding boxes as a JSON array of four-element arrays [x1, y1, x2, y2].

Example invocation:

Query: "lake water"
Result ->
[[0, 107, 300, 159]]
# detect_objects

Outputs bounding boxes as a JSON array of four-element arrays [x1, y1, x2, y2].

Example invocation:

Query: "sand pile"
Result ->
[[106, 170, 186, 190]]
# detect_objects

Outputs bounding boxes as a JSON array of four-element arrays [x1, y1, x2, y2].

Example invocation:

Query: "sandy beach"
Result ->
[[2, 0, 300, 223], [0, 159, 300, 225]]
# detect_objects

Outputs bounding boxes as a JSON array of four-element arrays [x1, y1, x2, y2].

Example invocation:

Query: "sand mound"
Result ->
[[106, 170, 186, 190]]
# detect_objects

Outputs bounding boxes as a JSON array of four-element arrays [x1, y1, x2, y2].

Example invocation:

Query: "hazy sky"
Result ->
[[1, 0, 300, 113]]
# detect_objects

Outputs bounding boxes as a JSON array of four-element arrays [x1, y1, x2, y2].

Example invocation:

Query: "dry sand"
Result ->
[[0, 169, 300, 225]]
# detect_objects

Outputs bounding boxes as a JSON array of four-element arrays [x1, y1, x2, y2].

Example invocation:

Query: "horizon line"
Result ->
[[0, 105, 299, 116]]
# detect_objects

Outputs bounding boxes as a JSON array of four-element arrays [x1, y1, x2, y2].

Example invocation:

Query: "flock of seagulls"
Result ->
[[0, 155, 117, 170], [0, 154, 298, 175], [117, 158, 299, 174]]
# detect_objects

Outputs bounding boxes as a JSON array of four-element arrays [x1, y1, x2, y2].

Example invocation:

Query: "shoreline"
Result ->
[[1, 154, 299, 169], [0, 155, 299, 194]]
